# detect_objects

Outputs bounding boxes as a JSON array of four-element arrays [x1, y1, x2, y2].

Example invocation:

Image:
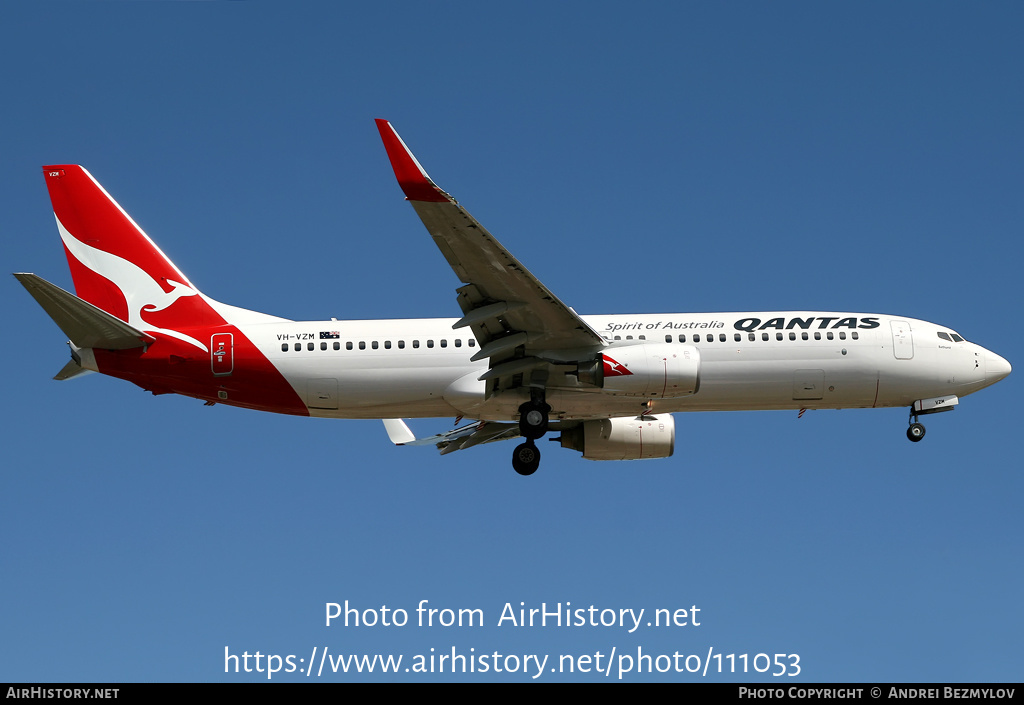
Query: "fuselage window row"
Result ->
[[280, 338, 477, 353], [280, 327, 870, 353], [661, 331, 860, 344]]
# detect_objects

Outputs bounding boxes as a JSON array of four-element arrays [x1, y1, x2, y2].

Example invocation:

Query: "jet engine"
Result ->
[[559, 415, 675, 461], [576, 343, 700, 398]]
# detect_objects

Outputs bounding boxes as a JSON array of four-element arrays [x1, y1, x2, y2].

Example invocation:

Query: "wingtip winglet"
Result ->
[[375, 119, 451, 203]]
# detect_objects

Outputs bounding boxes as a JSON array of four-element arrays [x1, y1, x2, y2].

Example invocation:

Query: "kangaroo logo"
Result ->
[[601, 355, 633, 377], [57, 217, 208, 352]]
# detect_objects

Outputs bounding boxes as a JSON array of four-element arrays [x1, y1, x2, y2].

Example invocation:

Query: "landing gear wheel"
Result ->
[[512, 441, 541, 476], [907, 423, 926, 442], [518, 401, 550, 440]]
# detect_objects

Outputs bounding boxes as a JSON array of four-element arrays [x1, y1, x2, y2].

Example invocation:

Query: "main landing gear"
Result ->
[[512, 440, 541, 476], [513, 395, 550, 476]]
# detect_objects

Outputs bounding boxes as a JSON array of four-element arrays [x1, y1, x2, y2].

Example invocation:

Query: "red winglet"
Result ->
[[375, 119, 450, 203]]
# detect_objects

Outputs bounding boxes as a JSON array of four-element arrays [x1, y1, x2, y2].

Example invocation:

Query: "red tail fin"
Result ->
[[42, 165, 219, 339]]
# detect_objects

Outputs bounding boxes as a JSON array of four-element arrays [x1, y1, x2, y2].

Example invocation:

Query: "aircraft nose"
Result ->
[[986, 351, 1011, 385]]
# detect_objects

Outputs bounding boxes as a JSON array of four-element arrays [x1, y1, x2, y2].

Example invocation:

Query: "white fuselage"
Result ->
[[248, 311, 1007, 421]]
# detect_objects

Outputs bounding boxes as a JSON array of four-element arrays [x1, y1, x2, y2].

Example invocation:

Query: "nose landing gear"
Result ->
[[905, 396, 958, 443], [907, 406, 927, 442], [907, 421, 926, 442]]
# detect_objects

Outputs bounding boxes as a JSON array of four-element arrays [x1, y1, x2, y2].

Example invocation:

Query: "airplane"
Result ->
[[15, 120, 1012, 475]]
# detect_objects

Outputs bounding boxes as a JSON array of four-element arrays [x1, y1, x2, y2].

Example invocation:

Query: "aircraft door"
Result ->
[[890, 320, 914, 360], [211, 333, 233, 376]]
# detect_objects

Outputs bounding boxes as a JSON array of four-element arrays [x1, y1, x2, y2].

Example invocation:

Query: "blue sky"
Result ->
[[2, 2, 1021, 682]]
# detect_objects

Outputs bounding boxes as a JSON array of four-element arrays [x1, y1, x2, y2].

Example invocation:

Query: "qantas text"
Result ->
[[733, 316, 880, 332]]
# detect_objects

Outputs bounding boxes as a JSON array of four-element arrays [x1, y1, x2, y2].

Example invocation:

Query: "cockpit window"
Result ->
[[950, 334, 964, 343], [937, 332, 951, 341]]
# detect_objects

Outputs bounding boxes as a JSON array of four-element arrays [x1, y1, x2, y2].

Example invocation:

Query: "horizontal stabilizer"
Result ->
[[53, 357, 93, 381], [13, 273, 155, 350]]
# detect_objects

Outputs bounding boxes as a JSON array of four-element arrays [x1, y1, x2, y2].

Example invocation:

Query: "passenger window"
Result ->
[[372, 341, 379, 349], [827, 332, 834, 340], [346, 342, 353, 350], [639, 335, 646, 340], [694, 334, 702, 343], [455, 339, 462, 347], [734, 333, 741, 342], [321, 342, 327, 350], [748, 333, 755, 342], [678, 335, 687, 343], [801, 332, 808, 341], [666, 334, 673, 343], [776, 333, 783, 341], [398, 340, 405, 349], [468, 340, 476, 347], [440, 339, 448, 348], [281, 343, 288, 352], [427, 340, 434, 348], [294, 343, 301, 351], [385, 341, 392, 349], [814, 332, 821, 341], [307, 342, 314, 351], [359, 341, 366, 350], [719, 333, 726, 342], [789, 332, 796, 341], [852, 332, 859, 340], [413, 340, 420, 349], [762, 333, 769, 341], [334, 342, 340, 350], [839, 332, 846, 340]]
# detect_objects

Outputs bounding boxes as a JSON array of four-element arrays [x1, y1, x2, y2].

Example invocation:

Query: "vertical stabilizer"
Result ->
[[41, 166, 224, 347]]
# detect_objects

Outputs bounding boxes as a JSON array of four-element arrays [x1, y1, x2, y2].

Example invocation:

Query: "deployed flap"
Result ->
[[375, 120, 605, 373], [14, 273, 155, 350], [382, 418, 521, 455], [438, 422, 521, 454]]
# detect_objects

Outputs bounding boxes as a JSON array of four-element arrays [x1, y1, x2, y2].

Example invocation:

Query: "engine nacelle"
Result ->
[[560, 415, 675, 461], [579, 343, 700, 398]]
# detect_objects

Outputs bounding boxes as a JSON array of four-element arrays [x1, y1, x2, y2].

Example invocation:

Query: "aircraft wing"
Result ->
[[376, 120, 605, 392]]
